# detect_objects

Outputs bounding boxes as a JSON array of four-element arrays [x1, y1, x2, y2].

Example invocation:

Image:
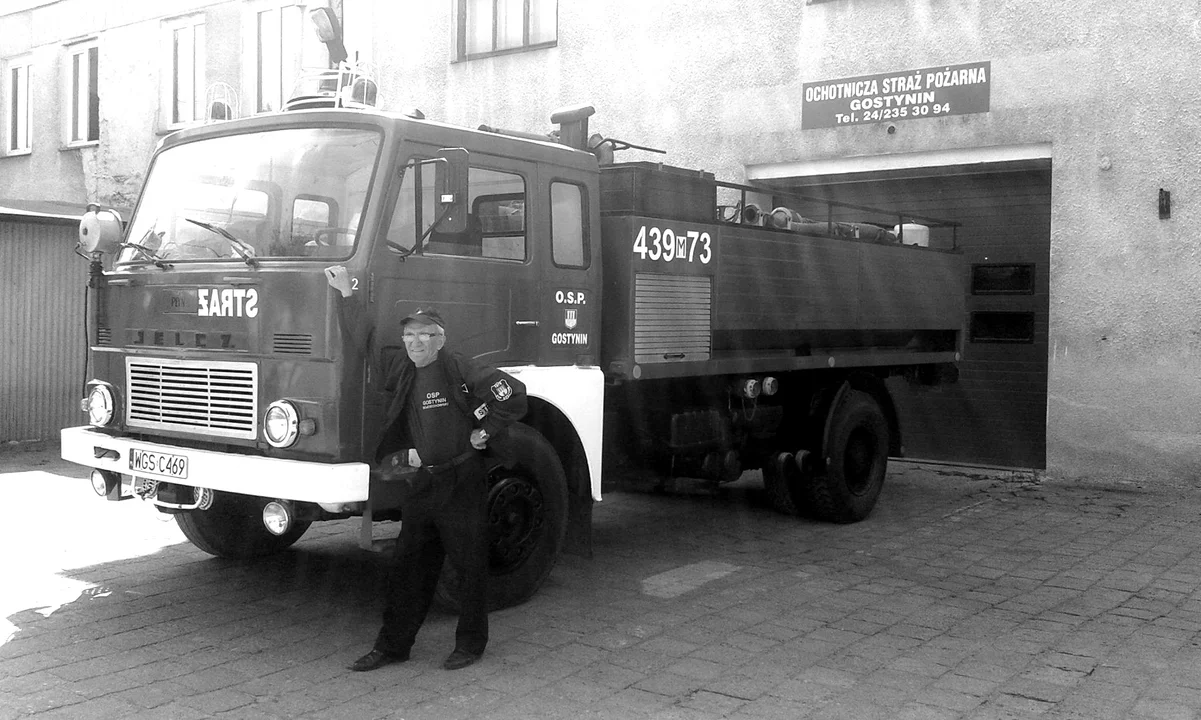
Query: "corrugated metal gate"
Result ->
[[775, 163, 1051, 469], [1, 214, 88, 442]]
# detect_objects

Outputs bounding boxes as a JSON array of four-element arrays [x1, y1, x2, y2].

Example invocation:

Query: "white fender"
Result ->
[[500, 364, 604, 501]]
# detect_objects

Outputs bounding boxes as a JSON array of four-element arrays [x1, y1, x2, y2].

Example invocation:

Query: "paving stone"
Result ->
[[666, 657, 728, 681], [728, 693, 817, 719], [634, 670, 705, 699]]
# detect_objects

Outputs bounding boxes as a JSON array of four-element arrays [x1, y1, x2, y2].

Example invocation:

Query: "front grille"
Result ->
[[126, 358, 258, 440], [273, 332, 313, 355]]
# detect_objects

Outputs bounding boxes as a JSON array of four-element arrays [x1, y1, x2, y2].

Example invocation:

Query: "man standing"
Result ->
[[327, 269, 527, 672]]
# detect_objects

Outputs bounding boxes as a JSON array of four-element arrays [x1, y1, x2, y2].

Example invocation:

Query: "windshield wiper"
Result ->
[[119, 228, 172, 269], [184, 218, 259, 267]]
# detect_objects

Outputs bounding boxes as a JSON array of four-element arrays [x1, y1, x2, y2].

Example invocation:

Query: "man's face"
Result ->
[[402, 320, 444, 367]]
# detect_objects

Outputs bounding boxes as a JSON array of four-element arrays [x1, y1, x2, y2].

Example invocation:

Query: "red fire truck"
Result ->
[[62, 73, 964, 608]]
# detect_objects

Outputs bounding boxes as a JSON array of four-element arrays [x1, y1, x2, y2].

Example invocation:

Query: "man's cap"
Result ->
[[401, 307, 444, 328]]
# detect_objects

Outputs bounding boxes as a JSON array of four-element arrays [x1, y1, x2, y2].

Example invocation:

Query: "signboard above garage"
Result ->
[[802, 61, 990, 130]]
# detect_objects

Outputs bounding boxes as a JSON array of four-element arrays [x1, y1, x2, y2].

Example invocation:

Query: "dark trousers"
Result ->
[[374, 455, 489, 657]]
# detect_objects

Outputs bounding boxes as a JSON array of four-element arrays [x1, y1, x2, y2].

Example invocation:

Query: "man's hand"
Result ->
[[408, 448, 422, 468], [324, 265, 354, 298], [470, 428, 488, 450]]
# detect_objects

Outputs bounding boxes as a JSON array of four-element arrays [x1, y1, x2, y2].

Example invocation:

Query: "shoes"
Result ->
[[350, 647, 479, 671], [442, 649, 482, 670], [349, 648, 409, 672]]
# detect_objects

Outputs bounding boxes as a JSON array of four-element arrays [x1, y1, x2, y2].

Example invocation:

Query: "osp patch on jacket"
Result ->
[[491, 379, 513, 401]]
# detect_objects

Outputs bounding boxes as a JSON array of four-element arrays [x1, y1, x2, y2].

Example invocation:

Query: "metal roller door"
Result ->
[[1, 213, 88, 442], [771, 163, 1051, 469]]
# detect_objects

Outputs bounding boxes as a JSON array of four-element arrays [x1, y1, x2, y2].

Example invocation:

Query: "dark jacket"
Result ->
[[375, 348, 528, 463], [332, 288, 528, 463]]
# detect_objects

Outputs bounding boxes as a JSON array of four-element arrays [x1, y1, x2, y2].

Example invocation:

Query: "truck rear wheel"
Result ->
[[808, 390, 889, 523], [435, 423, 568, 611], [176, 490, 311, 559]]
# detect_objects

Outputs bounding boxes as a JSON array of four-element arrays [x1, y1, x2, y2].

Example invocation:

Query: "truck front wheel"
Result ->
[[436, 423, 568, 611], [808, 390, 890, 523], [175, 490, 311, 559]]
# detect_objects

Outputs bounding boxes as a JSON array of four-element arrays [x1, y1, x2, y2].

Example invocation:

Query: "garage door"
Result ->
[[770, 164, 1050, 469]]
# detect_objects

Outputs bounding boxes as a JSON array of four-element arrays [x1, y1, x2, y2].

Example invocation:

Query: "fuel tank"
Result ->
[[598, 164, 964, 379]]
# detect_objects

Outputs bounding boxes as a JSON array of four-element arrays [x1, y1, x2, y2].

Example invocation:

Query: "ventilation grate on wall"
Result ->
[[96, 327, 112, 346], [273, 333, 314, 355], [634, 273, 712, 363]]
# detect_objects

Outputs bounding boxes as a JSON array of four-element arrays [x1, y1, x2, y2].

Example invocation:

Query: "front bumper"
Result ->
[[61, 426, 369, 504]]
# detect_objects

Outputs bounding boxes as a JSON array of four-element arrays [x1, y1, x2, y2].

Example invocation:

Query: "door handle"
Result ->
[[514, 320, 539, 326]]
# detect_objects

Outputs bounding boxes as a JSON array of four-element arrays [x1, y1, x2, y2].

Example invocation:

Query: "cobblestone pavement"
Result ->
[[4, 444, 1201, 719]]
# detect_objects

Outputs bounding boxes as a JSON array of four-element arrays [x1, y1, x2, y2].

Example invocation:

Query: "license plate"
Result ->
[[128, 448, 189, 480]]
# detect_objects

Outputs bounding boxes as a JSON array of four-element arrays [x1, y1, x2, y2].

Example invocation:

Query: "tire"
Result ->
[[808, 390, 889, 523], [175, 491, 311, 559], [762, 451, 802, 515], [436, 423, 569, 612]]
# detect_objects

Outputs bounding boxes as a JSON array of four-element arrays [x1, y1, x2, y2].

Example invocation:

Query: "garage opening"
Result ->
[[753, 157, 1051, 469]]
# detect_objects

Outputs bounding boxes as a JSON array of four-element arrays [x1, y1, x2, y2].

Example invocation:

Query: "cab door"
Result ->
[[371, 148, 541, 368], [536, 164, 601, 367]]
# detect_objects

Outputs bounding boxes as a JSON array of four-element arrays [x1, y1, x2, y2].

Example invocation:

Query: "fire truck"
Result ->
[[61, 65, 964, 609]]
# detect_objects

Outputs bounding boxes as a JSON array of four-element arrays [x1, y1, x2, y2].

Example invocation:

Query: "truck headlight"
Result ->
[[84, 384, 115, 426], [264, 400, 300, 448]]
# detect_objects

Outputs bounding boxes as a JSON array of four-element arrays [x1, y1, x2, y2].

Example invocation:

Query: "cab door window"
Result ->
[[550, 181, 587, 268], [385, 160, 436, 252], [386, 160, 526, 261]]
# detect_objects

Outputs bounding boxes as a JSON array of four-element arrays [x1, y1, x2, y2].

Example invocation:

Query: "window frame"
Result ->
[[64, 40, 99, 146], [246, 1, 308, 115], [455, 0, 558, 61], [970, 263, 1036, 296], [160, 13, 207, 130], [5, 55, 32, 156], [969, 311, 1036, 344]]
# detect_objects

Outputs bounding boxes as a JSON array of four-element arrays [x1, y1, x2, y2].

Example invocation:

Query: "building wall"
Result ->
[[2, 0, 1199, 482]]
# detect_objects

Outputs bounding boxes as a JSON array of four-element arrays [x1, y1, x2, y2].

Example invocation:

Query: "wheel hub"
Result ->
[[487, 473, 546, 572]]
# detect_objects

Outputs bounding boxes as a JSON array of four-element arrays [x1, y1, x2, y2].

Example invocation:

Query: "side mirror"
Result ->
[[433, 148, 469, 235], [78, 205, 123, 255]]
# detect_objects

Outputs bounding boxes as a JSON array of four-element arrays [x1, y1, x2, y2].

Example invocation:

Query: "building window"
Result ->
[[255, 3, 305, 113], [67, 42, 99, 144], [971, 264, 1035, 295], [970, 312, 1035, 344], [6, 57, 32, 154], [457, 0, 557, 60], [163, 15, 206, 127]]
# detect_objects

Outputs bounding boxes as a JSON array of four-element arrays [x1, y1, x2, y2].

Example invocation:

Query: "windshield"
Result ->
[[119, 127, 381, 264]]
